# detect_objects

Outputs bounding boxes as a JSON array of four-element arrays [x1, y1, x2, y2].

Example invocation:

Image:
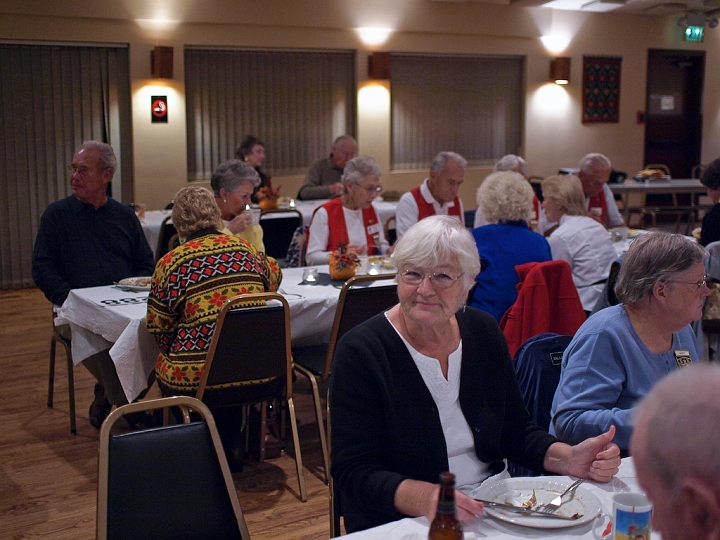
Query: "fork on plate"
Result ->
[[538, 478, 585, 514]]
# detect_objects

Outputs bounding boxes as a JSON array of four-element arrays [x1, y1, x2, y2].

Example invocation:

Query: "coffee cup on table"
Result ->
[[593, 492, 652, 540]]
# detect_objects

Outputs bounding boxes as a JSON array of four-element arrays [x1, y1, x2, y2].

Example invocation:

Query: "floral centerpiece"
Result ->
[[328, 242, 360, 281], [257, 185, 281, 211]]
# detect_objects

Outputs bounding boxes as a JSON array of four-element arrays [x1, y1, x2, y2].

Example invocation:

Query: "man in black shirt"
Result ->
[[33, 141, 155, 428]]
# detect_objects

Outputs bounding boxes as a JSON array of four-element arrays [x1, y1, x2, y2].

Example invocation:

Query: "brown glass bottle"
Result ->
[[428, 471, 463, 540]]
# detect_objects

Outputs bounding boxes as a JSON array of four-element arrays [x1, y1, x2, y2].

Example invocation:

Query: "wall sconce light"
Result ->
[[550, 57, 571, 85], [151, 46, 174, 78], [368, 52, 391, 79]]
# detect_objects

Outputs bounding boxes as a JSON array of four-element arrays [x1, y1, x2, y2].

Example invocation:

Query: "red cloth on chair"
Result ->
[[499, 260, 586, 357]]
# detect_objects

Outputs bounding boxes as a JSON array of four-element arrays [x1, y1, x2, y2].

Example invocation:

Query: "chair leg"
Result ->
[[48, 336, 56, 408], [259, 401, 268, 462], [65, 342, 76, 435], [287, 397, 307, 502], [293, 365, 329, 484]]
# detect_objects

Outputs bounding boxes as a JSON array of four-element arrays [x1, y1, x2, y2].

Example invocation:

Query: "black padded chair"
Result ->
[[155, 216, 178, 263], [292, 274, 398, 484], [196, 292, 307, 501], [463, 209, 475, 229], [97, 396, 251, 540], [259, 209, 303, 260], [48, 310, 76, 434], [509, 332, 572, 477]]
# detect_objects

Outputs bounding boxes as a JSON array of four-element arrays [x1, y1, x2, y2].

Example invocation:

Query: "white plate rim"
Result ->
[[471, 477, 601, 529], [117, 276, 152, 291]]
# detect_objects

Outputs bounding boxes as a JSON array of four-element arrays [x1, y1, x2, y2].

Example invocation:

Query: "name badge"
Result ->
[[674, 350, 693, 368], [366, 223, 381, 235]]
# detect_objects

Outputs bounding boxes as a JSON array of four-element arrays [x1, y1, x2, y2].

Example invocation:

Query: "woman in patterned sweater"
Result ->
[[147, 186, 282, 469]]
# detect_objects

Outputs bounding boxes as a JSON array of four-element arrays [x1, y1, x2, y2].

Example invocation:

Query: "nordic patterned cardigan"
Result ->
[[146, 229, 282, 395]]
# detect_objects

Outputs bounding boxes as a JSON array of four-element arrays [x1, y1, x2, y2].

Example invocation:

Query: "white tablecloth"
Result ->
[[55, 265, 397, 402], [344, 458, 658, 539], [140, 209, 172, 258]]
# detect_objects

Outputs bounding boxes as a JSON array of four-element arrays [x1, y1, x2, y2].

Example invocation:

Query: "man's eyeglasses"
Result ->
[[68, 165, 107, 176], [399, 269, 464, 289], [67, 165, 91, 176], [668, 274, 707, 291], [354, 182, 382, 194]]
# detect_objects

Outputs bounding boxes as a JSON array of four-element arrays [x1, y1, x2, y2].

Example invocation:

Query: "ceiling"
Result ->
[[434, 0, 720, 16]]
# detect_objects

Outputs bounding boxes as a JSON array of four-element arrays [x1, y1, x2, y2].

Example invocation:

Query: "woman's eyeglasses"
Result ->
[[399, 269, 464, 289], [668, 274, 707, 291], [354, 182, 382, 194]]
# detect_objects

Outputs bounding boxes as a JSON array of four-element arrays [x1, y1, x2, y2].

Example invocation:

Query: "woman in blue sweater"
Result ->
[[468, 171, 551, 320]]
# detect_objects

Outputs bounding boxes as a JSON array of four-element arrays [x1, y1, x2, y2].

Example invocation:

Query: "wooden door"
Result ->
[[644, 49, 704, 179]]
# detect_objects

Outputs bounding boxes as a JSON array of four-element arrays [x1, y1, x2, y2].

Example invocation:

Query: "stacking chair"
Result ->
[[292, 274, 398, 483], [259, 209, 303, 261], [155, 216, 178, 263], [509, 332, 571, 477], [692, 164, 707, 179], [97, 396, 251, 540], [196, 292, 307, 502], [384, 214, 397, 245], [499, 260, 585, 357], [48, 310, 76, 434]]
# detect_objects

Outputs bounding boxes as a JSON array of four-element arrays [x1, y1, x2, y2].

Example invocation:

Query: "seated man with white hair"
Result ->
[[632, 364, 720, 540], [394, 151, 465, 240], [539, 153, 624, 235]]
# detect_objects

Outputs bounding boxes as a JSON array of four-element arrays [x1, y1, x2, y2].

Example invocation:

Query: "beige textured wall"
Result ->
[[1, 1, 718, 210]]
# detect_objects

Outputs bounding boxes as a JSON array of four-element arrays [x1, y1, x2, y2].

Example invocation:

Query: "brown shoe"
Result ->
[[89, 383, 111, 429]]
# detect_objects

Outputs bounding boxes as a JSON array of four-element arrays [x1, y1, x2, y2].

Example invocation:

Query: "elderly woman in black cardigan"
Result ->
[[329, 215, 621, 533]]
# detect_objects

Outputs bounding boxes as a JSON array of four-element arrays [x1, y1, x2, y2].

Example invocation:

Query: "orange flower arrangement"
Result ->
[[328, 242, 360, 280], [257, 185, 281, 210]]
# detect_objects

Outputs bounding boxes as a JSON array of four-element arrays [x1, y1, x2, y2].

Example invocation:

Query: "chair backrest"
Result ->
[[692, 164, 707, 179], [196, 293, 292, 407], [499, 260, 585, 357], [509, 332, 571, 477], [463, 209, 475, 229], [284, 225, 309, 267], [321, 274, 397, 380], [384, 215, 397, 245], [156, 216, 178, 263], [97, 396, 250, 540], [590, 256, 624, 316], [259, 209, 303, 260]]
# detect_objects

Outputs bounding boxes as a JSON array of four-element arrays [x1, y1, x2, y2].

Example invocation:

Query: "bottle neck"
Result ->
[[436, 486, 457, 516]]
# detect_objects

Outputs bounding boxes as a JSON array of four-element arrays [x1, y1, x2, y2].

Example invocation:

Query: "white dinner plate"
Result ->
[[117, 276, 152, 291], [470, 477, 601, 529]]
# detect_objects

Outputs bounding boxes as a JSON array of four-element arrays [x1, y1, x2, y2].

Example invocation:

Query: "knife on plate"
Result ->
[[473, 499, 580, 520]]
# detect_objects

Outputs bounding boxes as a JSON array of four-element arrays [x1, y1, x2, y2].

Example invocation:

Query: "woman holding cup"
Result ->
[[211, 159, 265, 252]]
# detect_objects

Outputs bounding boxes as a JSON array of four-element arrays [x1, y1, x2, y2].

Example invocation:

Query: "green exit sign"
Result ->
[[684, 25, 704, 42]]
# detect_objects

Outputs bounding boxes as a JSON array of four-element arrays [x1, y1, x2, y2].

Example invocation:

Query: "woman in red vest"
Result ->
[[306, 155, 389, 265]]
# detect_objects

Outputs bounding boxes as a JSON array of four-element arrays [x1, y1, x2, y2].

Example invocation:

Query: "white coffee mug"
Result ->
[[593, 492, 652, 540]]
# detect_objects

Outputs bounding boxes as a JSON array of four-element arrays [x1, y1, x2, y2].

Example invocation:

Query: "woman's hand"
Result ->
[[544, 425, 621, 482], [227, 212, 251, 234], [348, 244, 368, 256], [395, 479, 483, 523]]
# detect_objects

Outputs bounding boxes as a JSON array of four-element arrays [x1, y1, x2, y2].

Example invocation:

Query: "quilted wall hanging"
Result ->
[[582, 56, 622, 123]]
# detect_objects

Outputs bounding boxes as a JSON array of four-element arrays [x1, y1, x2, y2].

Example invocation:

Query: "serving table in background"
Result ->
[[55, 265, 397, 403], [609, 178, 706, 222], [343, 458, 656, 539]]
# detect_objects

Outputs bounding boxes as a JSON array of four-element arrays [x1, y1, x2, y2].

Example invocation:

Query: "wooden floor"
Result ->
[[0, 287, 336, 539]]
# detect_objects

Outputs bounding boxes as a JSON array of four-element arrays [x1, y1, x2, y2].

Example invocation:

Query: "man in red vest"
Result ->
[[395, 151, 466, 240], [539, 153, 624, 235]]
